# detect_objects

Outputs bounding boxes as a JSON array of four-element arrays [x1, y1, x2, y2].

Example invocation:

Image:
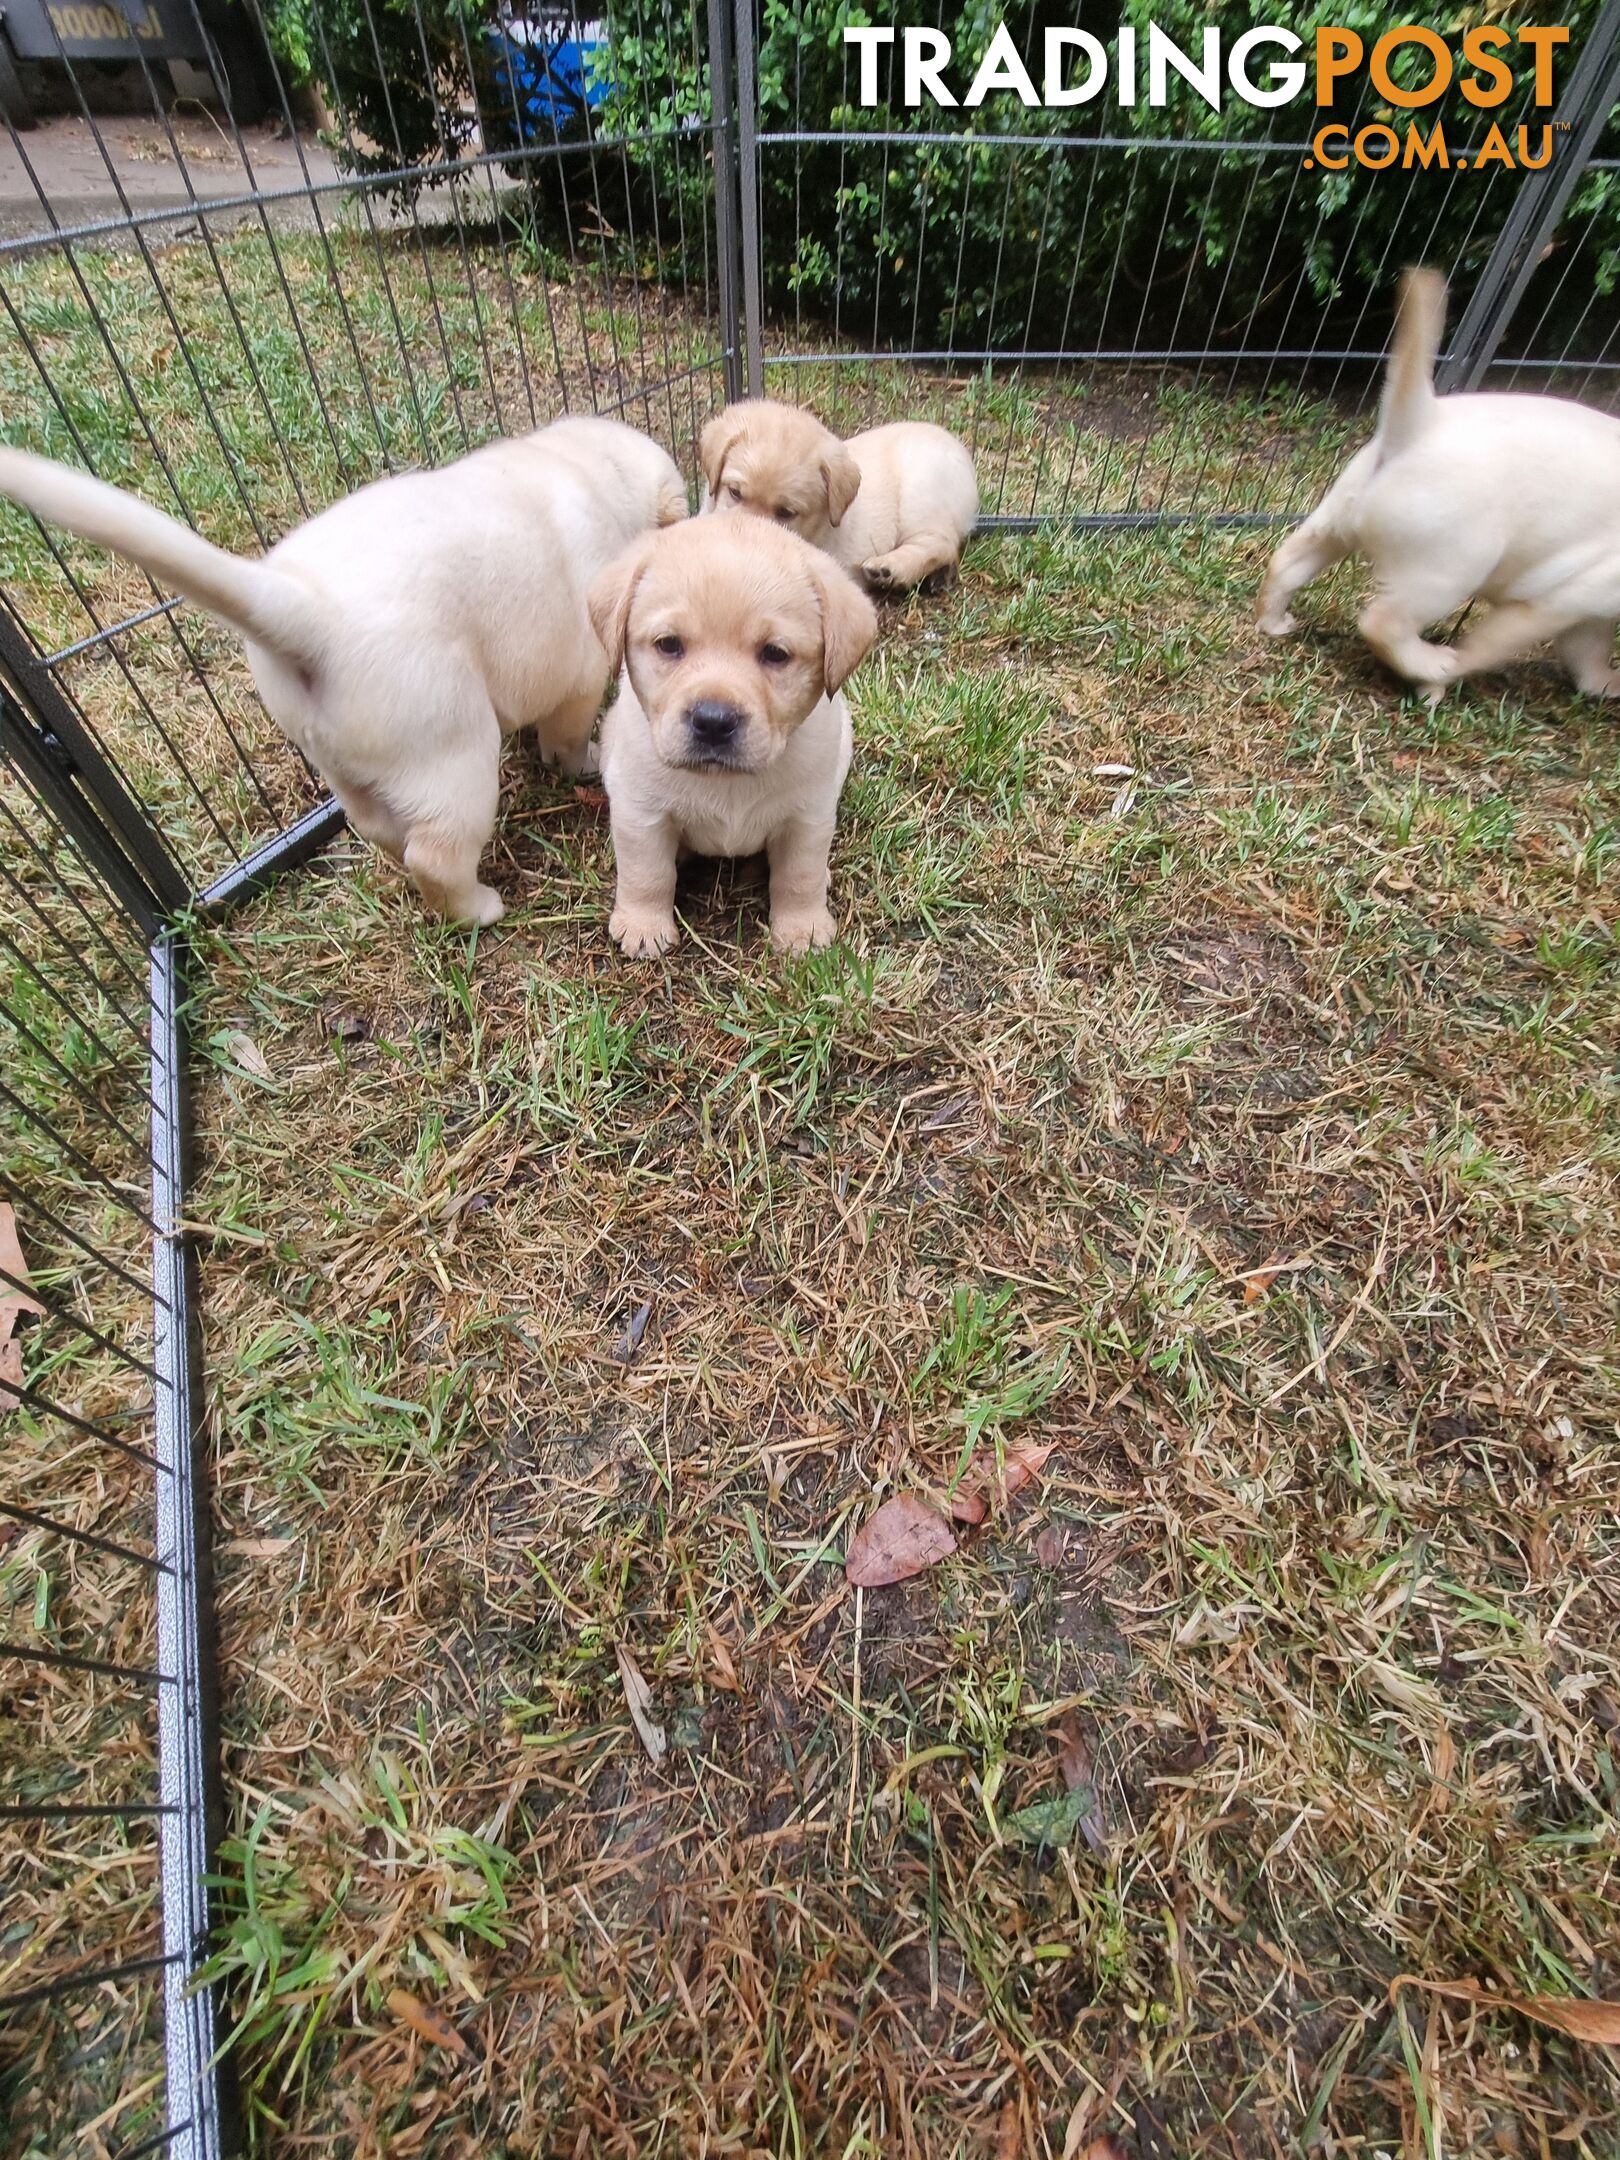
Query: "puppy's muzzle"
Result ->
[[682, 699, 747, 768]]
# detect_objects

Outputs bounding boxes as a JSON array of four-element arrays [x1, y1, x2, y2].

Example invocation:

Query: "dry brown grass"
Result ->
[[178, 522, 1620, 2157]]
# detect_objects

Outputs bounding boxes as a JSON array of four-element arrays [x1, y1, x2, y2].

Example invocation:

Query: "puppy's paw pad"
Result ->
[[611, 910, 678, 959], [859, 561, 895, 592], [772, 910, 836, 955]]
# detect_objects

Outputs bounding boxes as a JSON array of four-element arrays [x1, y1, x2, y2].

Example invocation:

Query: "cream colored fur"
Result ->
[[1259, 268, 1620, 698], [700, 400, 978, 591], [0, 417, 688, 922], [590, 517, 877, 957]]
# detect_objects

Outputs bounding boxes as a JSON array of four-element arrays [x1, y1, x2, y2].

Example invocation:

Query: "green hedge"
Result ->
[[607, 0, 1619, 355]]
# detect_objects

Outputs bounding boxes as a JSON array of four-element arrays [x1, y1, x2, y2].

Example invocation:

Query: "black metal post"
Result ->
[[706, 0, 744, 403]]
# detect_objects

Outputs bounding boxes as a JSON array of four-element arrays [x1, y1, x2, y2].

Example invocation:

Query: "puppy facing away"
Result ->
[[0, 417, 688, 923], [701, 398, 978, 592], [1259, 268, 1620, 697], [589, 516, 878, 957]]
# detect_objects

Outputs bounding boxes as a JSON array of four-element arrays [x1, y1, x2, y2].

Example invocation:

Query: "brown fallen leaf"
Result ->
[[1035, 1524, 1067, 1568], [705, 1624, 741, 1692], [615, 1643, 668, 1762], [0, 1204, 42, 1413], [994, 2098, 1021, 2160], [1390, 1974, 1620, 2046], [0, 1203, 43, 1335], [845, 1494, 956, 1587], [949, 1441, 1056, 1523], [0, 1337, 24, 1414], [574, 783, 610, 813], [1241, 1266, 1281, 1305], [223, 1029, 272, 1082], [1060, 2100, 1129, 2160], [1054, 1712, 1107, 1853], [386, 1987, 470, 2058]]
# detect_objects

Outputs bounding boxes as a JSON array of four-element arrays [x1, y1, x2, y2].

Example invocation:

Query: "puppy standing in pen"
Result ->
[[589, 517, 878, 957], [0, 417, 688, 923], [700, 398, 978, 592], [1258, 268, 1620, 697]]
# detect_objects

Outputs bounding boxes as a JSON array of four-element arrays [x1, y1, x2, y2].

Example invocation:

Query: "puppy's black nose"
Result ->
[[687, 700, 743, 749]]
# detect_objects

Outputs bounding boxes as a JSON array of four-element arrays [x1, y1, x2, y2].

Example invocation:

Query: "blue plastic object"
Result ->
[[483, 12, 614, 141]]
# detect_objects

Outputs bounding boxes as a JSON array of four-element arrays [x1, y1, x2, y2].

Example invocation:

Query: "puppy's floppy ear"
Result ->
[[700, 406, 749, 499], [821, 442, 862, 528], [589, 533, 658, 674], [812, 558, 879, 695]]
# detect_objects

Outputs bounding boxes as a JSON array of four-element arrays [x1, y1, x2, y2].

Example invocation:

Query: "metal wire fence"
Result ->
[[0, 0, 1615, 2150]]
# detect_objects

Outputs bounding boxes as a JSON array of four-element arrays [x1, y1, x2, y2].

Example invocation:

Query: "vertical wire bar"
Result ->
[[0, 281, 280, 842], [707, 0, 743, 402], [452, 10, 540, 430], [349, 0, 472, 456], [178, 0, 362, 491], [151, 930, 231, 2160], [303, 0, 437, 461], [402, 0, 506, 434], [731, 0, 761, 398]]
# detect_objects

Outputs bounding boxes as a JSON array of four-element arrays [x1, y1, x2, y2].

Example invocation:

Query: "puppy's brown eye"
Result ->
[[726, 484, 743, 503], [653, 634, 684, 660], [760, 642, 791, 667], [773, 506, 793, 523]]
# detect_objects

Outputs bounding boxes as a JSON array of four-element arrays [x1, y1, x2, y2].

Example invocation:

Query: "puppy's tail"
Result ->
[[1378, 267, 1446, 461], [0, 447, 324, 665]]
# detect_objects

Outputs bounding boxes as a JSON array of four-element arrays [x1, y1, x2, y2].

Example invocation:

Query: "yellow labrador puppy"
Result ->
[[589, 517, 878, 957], [700, 398, 978, 592], [1259, 268, 1620, 696], [0, 417, 688, 922]]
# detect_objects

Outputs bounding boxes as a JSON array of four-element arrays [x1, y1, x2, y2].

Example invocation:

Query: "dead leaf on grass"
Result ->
[[616, 1643, 668, 1761], [0, 1204, 42, 1412], [705, 1625, 741, 1692], [844, 1494, 956, 1586], [1241, 1266, 1281, 1305], [994, 2098, 1020, 2159], [386, 1987, 470, 2058], [948, 1441, 1056, 1524], [223, 1030, 272, 1082], [574, 783, 610, 813], [1390, 1974, 1620, 2046], [1049, 1713, 1108, 1852], [1035, 1524, 1067, 1568], [611, 1298, 653, 1362]]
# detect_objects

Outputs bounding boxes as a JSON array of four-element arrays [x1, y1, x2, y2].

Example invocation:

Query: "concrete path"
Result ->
[[0, 114, 345, 243]]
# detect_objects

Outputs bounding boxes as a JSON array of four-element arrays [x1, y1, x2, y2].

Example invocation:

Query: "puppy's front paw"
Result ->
[[467, 884, 506, 927], [611, 907, 679, 959], [858, 560, 895, 594], [771, 907, 836, 955], [1257, 608, 1297, 639]]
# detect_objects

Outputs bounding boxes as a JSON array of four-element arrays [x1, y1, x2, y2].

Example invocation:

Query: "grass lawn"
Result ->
[[1, 223, 1617, 2158]]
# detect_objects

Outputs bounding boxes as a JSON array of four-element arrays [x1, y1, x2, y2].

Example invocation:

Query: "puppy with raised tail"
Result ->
[[589, 517, 878, 957], [1259, 268, 1620, 697], [0, 417, 688, 923], [700, 398, 978, 593]]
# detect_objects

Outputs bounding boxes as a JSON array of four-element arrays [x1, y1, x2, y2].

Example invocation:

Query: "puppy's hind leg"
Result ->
[[1555, 617, 1620, 698], [859, 531, 959, 593], [535, 684, 608, 777], [1358, 592, 1463, 693], [1449, 597, 1587, 688], [1257, 518, 1348, 638], [401, 729, 506, 927]]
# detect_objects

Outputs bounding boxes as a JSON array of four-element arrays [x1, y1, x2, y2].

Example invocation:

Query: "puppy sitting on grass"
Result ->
[[1259, 267, 1620, 697], [589, 517, 878, 957], [701, 398, 978, 593]]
